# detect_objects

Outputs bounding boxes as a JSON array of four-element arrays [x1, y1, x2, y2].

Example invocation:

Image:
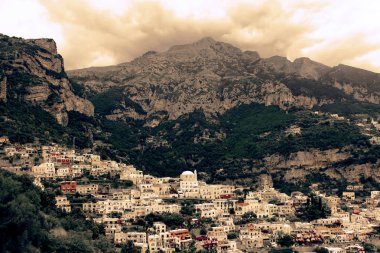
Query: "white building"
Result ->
[[179, 170, 199, 198]]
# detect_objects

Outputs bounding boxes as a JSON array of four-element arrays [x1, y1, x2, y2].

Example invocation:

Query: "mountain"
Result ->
[[0, 34, 93, 125], [68, 37, 380, 124], [1, 34, 380, 189]]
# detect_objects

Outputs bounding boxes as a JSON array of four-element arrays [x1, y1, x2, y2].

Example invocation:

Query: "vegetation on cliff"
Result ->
[[0, 169, 114, 253]]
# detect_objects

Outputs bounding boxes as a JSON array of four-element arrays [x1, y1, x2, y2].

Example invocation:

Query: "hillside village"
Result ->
[[1, 137, 380, 253]]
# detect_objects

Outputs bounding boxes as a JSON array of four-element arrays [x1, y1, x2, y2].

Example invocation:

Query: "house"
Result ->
[[0, 136, 9, 144], [55, 195, 71, 212], [207, 227, 227, 242], [148, 233, 175, 253], [325, 247, 346, 253], [199, 184, 235, 200], [213, 199, 238, 215], [218, 217, 235, 232], [60, 181, 77, 194], [216, 240, 240, 253], [120, 165, 143, 184], [240, 225, 264, 249], [153, 222, 166, 233], [114, 232, 146, 246], [76, 184, 99, 194], [31, 162, 55, 178], [56, 167, 70, 177], [371, 191, 380, 199], [169, 229, 192, 250], [342, 192, 355, 201]]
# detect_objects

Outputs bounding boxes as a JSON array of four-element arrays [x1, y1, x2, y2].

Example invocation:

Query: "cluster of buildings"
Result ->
[[1, 142, 380, 252]]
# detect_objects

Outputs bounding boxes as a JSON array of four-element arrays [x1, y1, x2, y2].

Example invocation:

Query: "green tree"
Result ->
[[363, 243, 377, 253], [296, 195, 331, 222], [314, 247, 329, 253], [180, 201, 195, 216], [227, 233, 237, 239], [200, 227, 207, 235], [0, 169, 114, 252], [121, 241, 140, 253], [238, 211, 257, 224], [277, 234, 294, 247], [270, 249, 295, 253]]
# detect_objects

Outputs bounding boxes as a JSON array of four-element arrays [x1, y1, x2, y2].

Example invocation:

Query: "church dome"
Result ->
[[181, 171, 194, 176]]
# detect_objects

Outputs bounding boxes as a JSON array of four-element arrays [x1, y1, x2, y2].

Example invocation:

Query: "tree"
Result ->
[[227, 233, 237, 239], [110, 211, 122, 218], [0, 169, 114, 252], [314, 247, 329, 253], [233, 189, 243, 196], [277, 235, 294, 247], [296, 195, 331, 222], [180, 201, 195, 216], [238, 211, 257, 224], [121, 241, 140, 253], [144, 213, 185, 229], [200, 227, 207, 235], [270, 249, 295, 253], [363, 243, 377, 253]]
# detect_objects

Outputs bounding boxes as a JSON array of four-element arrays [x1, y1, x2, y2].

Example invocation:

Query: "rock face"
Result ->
[[0, 34, 94, 125], [264, 149, 350, 170], [68, 37, 380, 122]]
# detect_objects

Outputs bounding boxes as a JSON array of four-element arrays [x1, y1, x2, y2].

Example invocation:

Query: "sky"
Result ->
[[0, 0, 380, 72]]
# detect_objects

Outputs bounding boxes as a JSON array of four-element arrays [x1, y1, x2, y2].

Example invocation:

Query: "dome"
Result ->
[[181, 171, 194, 176]]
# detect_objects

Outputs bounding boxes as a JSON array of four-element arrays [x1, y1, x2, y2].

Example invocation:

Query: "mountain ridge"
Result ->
[[70, 37, 379, 76], [68, 37, 380, 123]]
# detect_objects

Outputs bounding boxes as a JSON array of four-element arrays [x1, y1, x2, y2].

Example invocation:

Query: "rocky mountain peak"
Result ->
[[293, 57, 331, 80], [192, 36, 217, 46], [68, 37, 380, 123], [165, 37, 242, 61], [168, 36, 216, 52], [243, 50, 261, 61], [262, 55, 293, 72]]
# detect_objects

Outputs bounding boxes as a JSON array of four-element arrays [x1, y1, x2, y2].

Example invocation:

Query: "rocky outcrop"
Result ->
[[0, 34, 94, 125], [333, 81, 380, 104], [68, 37, 380, 123], [325, 163, 380, 182], [0, 76, 7, 102], [264, 149, 350, 170]]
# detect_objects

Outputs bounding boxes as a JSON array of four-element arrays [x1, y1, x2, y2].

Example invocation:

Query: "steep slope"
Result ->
[[68, 37, 380, 123], [0, 34, 94, 125]]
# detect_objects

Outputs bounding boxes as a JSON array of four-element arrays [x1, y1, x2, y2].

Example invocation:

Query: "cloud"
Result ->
[[307, 34, 380, 67], [38, 0, 380, 72], [38, 0, 315, 69]]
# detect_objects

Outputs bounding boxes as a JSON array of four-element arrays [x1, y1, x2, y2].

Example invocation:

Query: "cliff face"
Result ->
[[68, 37, 380, 123], [0, 34, 94, 125], [264, 149, 350, 170]]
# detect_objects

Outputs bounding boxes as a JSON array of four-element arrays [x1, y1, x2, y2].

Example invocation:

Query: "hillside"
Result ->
[[0, 169, 114, 252], [1, 35, 380, 186]]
